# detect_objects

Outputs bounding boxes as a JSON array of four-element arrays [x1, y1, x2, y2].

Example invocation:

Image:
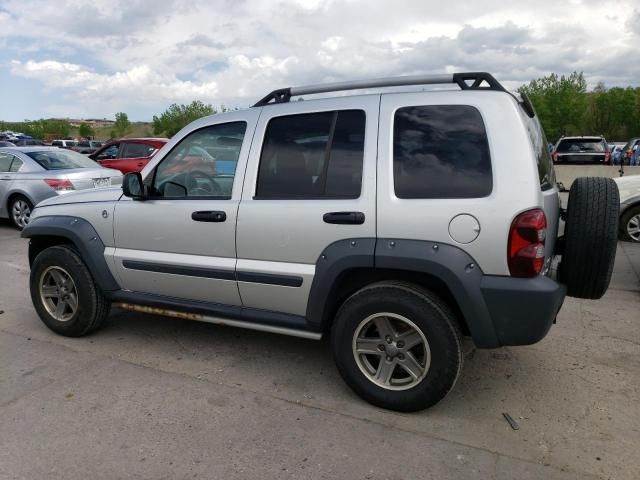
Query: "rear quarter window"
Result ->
[[393, 105, 492, 199]]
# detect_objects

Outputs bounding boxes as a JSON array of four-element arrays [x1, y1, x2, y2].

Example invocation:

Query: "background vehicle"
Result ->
[[89, 138, 168, 174], [615, 174, 640, 242], [621, 138, 640, 165], [73, 140, 103, 154], [0, 141, 16, 147], [21, 73, 619, 412], [51, 139, 78, 149], [552, 136, 610, 164], [0, 147, 122, 229], [13, 139, 45, 147]]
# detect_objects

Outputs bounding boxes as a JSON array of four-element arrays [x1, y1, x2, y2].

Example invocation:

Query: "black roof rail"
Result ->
[[252, 72, 535, 118]]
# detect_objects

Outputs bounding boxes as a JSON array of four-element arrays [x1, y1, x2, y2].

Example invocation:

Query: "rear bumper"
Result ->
[[480, 275, 566, 346]]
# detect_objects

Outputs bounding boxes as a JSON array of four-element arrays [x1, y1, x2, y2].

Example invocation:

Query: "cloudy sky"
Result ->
[[0, 0, 638, 121]]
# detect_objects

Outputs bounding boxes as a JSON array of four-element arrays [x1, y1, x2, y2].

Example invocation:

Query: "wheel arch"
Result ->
[[22, 215, 120, 292], [306, 238, 500, 347]]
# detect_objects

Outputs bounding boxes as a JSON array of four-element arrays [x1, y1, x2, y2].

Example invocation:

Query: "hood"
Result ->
[[36, 186, 123, 208], [614, 174, 640, 203]]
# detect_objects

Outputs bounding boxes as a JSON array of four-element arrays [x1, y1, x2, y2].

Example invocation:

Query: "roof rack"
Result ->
[[252, 72, 536, 118]]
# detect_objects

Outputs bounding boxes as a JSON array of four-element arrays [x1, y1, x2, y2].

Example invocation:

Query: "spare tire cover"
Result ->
[[560, 177, 619, 299]]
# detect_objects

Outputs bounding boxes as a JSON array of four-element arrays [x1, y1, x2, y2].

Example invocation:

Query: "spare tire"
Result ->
[[560, 177, 619, 299]]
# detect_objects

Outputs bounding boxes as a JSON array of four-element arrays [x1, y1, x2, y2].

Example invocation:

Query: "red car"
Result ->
[[89, 138, 168, 174]]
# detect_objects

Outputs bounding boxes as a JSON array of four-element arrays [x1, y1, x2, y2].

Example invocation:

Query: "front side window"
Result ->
[[26, 150, 99, 170], [393, 105, 492, 199], [152, 122, 246, 199], [96, 144, 120, 160], [256, 110, 365, 199]]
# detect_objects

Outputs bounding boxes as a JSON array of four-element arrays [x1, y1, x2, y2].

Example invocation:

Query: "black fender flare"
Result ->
[[21, 215, 120, 291]]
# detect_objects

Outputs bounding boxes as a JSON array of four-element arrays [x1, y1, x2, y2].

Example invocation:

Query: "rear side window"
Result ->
[[0, 153, 13, 172], [121, 142, 154, 158], [525, 116, 556, 190], [393, 105, 492, 199], [9, 157, 23, 172], [256, 110, 365, 199]]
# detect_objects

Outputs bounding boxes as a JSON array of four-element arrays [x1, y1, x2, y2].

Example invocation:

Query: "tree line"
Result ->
[[3, 74, 639, 143], [518, 72, 640, 142]]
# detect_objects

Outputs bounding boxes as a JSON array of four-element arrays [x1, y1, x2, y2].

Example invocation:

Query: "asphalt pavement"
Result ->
[[0, 219, 638, 479]]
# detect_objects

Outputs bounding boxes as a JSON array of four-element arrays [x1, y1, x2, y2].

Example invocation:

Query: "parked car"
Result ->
[[552, 136, 610, 164], [51, 139, 78, 149], [0, 147, 122, 229], [73, 140, 103, 154], [13, 139, 46, 147], [0, 141, 16, 147], [621, 138, 640, 164], [615, 174, 640, 242], [21, 72, 619, 412], [89, 138, 168, 174]]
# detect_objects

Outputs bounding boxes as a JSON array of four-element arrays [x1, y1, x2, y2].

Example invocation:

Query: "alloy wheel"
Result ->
[[39, 266, 79, 322], [352, 312, 431, 391]]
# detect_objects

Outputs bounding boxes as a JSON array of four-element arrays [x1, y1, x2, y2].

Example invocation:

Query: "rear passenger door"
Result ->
[[236, 97, 379, 316], [377, 94, 498, 270]]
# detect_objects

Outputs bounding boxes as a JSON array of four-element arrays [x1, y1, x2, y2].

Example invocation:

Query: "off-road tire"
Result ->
[[30, 245, 110, 336], [560, 177, 619, 299], [331, 282, 463, 412]]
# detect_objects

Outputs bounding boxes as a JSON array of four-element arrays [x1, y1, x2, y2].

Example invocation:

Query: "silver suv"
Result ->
[[22, 73, 620, 411]]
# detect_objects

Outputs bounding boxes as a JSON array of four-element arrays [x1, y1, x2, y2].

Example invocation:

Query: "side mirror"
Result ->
[[122, 172, 147, 200]]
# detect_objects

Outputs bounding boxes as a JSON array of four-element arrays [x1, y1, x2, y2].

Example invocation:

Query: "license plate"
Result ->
[[93, 178, 110, 188]]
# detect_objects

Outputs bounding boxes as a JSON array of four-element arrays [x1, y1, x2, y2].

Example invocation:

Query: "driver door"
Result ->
[[111, 112, 258, 305]]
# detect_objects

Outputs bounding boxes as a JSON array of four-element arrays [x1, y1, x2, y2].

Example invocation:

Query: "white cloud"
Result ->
[[0, 0, 639, 119]]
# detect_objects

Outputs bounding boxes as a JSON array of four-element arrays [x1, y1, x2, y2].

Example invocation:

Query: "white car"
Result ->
[[615, 174, 640, 242]]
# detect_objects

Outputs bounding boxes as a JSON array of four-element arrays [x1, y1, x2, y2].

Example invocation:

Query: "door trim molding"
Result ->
[[122, 259, 303, 287]]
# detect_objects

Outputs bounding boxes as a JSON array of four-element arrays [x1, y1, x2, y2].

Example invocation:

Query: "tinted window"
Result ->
[[0, 153, 13, 172], [256, 110, 365, 199], [26, 150, 98, 170], [556, 139, 605, 153], [153, 122, 246, 199], [122, 142, 155, 158], [9, 157, 23, 172], [525, 116, 556, 190], [52, 141, 62, 147], [77, 141, 90, 147], [393, 105, 492, 198]]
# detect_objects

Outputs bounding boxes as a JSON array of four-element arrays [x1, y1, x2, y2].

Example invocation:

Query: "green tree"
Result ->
[[518, 72, 588, 141], [152, 101, 219, 137], [112, 112, 131, 138], [78, 123, 95, 139]]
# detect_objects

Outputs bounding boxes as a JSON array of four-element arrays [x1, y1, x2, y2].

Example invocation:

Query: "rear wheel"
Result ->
[[10, 195, 32, 230], [620, 206, 640, 243], [30, 245, 110, 337], [560, 177, 619, 299], [331, 282, 463, 412]]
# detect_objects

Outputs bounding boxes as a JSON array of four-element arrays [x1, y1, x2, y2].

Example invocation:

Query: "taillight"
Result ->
[[551, 152, 558, 163], [508, 209, 547, 277], [604, 151, 610, 163], [44, 179, 74, 191]]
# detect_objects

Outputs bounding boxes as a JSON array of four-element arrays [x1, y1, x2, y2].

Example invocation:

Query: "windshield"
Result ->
[[26, 150, 100, 170], [556, 139, 605, 153]]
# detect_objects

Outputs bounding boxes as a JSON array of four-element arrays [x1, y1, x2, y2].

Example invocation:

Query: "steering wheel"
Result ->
[[185, 170, 222, 196]]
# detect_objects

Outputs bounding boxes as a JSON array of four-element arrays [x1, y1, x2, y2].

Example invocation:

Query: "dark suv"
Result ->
[[552, 136, 610, 164]]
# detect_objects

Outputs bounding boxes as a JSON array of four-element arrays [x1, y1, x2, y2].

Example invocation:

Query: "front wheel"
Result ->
[[331, 282, 463, 412], [30, 245, 110, 337]]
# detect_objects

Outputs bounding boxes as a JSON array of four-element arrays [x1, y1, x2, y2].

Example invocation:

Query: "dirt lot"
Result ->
[[0, 220, 638, 480]]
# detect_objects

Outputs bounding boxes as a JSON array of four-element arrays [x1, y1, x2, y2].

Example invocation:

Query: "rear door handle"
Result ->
[[191, 211, 226, 222], [323, 211, 365, 225]]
